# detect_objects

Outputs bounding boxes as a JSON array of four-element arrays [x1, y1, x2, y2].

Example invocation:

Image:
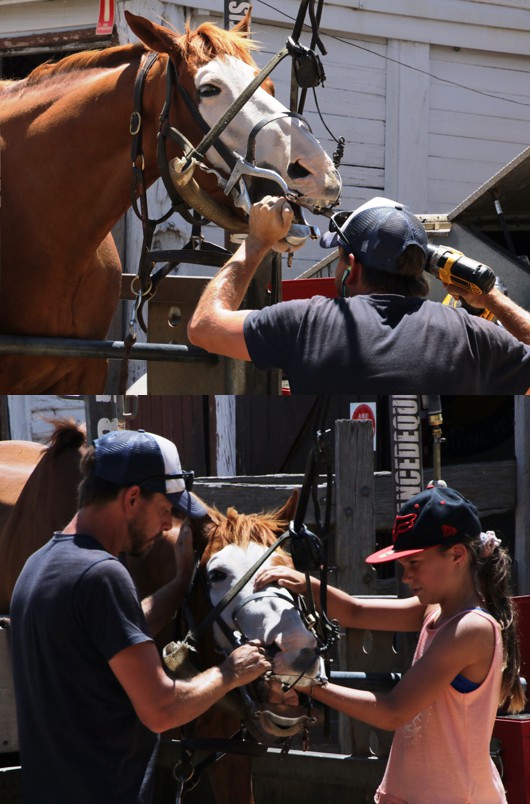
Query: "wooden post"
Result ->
[[335, 418, 379, 755], [514, 396, 530, 595], [335, 418, 376, 600]]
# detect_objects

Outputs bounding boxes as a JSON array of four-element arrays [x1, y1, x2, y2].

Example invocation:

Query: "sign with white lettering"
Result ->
[[390, 395, 423, 511], [224, 0, 251, 29], [350, 402, 377, 450], [96, 0, 114, 36]]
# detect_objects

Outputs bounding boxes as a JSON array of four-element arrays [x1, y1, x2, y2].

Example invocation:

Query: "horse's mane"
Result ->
[[177, 20, 259, 69], [38, 419, 87, 460], [22, 19, 260, 90], [205, 506, 289, 555], [24, 43, 147, 86]]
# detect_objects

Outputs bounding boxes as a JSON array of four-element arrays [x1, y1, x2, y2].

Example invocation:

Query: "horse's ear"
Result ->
[[124, 11, 180, 54], [232, 5, 252, 34], [189, 511, 217, 555], [275, 489, 299, 525]]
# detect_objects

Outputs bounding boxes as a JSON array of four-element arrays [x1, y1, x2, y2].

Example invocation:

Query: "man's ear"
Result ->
[[121, 485, 142, 514], [347, 254, 364, 287]]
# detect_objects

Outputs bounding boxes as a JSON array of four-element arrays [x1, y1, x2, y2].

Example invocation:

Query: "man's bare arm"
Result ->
[[188, 196, 293, 359], [446, 284, 530, 344]]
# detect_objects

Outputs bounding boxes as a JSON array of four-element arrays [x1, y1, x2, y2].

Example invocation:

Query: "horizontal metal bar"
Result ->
[[0, 335, 217, 364], [329, 671, 401, 690]]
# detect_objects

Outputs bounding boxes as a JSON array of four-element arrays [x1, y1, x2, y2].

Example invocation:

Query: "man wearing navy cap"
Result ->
[[188, 195, 530, 393], [10, 429, 271, 804]]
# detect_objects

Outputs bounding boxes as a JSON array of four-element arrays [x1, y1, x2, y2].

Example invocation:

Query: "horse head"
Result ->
[[194, 491, 323, 741], [125, 11, 341, 237]]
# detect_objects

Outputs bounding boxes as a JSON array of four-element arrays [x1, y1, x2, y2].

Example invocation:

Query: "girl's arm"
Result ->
[[307, 611, 496, 731], [253, 565, 427, 632]]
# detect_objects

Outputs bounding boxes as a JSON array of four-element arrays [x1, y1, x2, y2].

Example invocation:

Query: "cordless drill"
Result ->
[[425, 244, 497, 320]]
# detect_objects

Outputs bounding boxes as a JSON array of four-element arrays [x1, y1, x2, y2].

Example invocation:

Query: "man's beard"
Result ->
[[127, 526, 163, 558]]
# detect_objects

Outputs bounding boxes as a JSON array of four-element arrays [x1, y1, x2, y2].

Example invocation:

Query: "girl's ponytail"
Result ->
[[469, 533, 525, 713]]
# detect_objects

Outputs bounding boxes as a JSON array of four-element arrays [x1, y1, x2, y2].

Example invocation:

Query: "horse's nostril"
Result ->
[[266, 644, 281, 659], [287, 161, 311, 180]]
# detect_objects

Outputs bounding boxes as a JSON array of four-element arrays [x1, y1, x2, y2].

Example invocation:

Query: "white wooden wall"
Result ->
[[6, 396, 86, 442], [116, 0, 530, 280]]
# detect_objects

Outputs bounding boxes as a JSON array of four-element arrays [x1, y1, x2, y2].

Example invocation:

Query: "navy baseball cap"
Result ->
[[366, 486, 482, 564], [320, 196, 428, 274], [94, 429, 208, 519]]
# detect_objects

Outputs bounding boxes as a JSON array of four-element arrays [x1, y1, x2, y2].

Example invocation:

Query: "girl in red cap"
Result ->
[[254, 485, 524, 803]]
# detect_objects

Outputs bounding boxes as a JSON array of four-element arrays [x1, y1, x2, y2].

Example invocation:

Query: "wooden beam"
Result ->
[[0, 29, 113, 54], [514, 397, 530, 595], [193, 459, 516, 524]]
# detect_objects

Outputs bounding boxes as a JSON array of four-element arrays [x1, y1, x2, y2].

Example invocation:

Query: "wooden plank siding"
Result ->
[[427, 46, 530, 211], [132, 395, 212, 476], [193, 459, 517, 530]]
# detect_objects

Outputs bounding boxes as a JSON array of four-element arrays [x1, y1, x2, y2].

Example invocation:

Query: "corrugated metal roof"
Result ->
[[447, 145, 530, 228]]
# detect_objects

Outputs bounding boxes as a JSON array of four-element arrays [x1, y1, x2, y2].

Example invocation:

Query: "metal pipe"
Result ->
[[0, 335, 217, 363], [329, 671, 401, 690]]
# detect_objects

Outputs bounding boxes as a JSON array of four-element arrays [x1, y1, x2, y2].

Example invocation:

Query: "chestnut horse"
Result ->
[[164, 491, 323, 804], [0, 12, 341, 393]]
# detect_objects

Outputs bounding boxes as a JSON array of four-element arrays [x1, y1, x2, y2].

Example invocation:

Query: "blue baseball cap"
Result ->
[[94, 429, 208, 519], [366, 486, 482, 564], [320, 196, 428, 274]]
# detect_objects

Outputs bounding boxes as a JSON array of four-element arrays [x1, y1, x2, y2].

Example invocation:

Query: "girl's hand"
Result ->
[[254, 565, 309, 594]]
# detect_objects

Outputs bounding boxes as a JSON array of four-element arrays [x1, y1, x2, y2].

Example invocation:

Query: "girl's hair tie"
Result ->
[[479, 530, 501, 557]]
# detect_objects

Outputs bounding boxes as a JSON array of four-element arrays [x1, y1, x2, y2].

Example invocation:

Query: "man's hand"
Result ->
[[444, 282, 499, 311], [220, 640, 272, 688], [248, 196, 294, 253]]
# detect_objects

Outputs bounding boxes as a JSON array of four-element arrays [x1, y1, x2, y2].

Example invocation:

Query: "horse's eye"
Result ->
[[198, 84, 221, 99], [208, 569, 227, 584]]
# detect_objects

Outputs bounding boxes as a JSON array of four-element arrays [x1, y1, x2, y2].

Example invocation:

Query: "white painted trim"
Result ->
[[7, 396, 32, 440], [214, 396, 236, 476], [0, 0, 97, 37], [384, 41, 430, 210], [179, 0, 530, 54]]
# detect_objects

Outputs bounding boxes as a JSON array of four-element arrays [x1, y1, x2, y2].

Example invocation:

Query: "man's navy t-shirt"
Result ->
[[244, 294, 530, 393], [10, 533, 158, 804]]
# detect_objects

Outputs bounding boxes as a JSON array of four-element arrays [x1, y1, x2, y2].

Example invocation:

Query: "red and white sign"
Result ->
[[350, 402, 377, 450], [96, 0, 115, 36]]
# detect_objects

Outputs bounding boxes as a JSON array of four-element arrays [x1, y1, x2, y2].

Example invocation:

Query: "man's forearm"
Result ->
[[204, 237, 269, 313], [187, 197, 293, 358], [187, 236, 269, 354], [480, 288, 530, 343]]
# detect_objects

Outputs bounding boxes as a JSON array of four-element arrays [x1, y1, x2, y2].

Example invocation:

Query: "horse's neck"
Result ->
[[7, 56, 166, 226]]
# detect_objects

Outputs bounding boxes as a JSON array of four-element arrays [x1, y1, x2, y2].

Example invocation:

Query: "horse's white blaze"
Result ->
[[206, 542, 319, 681], [194, 56, 341, 208]]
